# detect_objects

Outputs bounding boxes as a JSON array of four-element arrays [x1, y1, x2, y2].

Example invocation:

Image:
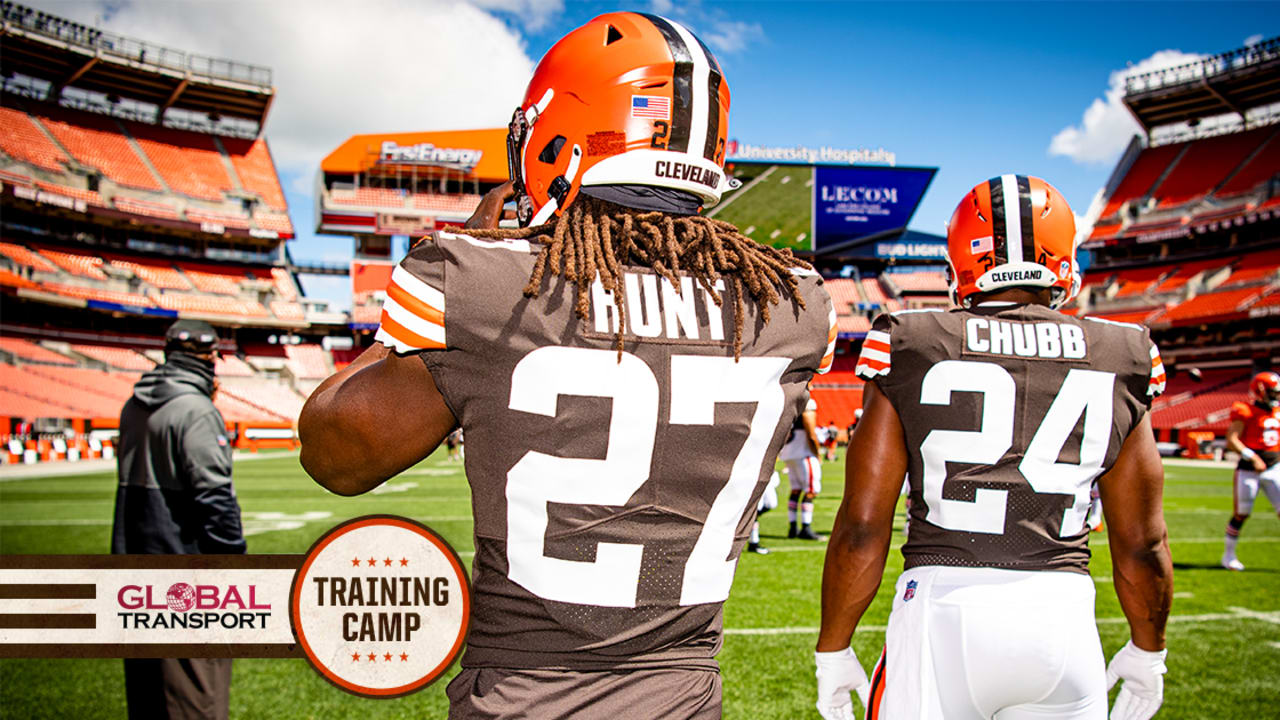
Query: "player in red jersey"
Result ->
[[1221, 370, 1280, 571], [814, 176, 1173, 720], [299, 13, 836, 718]]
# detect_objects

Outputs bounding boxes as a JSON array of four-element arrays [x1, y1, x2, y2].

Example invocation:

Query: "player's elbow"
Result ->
[[298, 398, 377, 495], [1112, 525, 1171, 570]]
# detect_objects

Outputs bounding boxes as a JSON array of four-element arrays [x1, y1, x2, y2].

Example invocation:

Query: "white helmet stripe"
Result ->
[[1000, 174, 1023, 265]]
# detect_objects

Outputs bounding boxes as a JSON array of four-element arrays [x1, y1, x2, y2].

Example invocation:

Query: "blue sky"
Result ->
[[37, 1, 1279, 309]]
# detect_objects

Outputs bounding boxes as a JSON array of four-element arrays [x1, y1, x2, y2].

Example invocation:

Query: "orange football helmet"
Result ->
[[944, 175, 1079, 309], [1249, 371, 1280, 409], [507, 12, 734, 226]]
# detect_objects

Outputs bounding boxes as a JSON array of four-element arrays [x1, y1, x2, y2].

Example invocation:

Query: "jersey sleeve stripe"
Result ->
[[377, 310, 446, 352], [862, 339, 890, 354], [865, 330, 891, 345], [390, 265, 445, 311], [859, 346, 890, 364], [1147, 344, 1166, 396], [383, 296, 445, 344], [386, 279, 444, 326]]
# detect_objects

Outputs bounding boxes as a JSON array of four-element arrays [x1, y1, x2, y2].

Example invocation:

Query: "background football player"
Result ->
[[1221, 370, 1280, 571], [813, 176, 1173, 720], [779, 393, 825, 540], [299, 12, 836, 718]]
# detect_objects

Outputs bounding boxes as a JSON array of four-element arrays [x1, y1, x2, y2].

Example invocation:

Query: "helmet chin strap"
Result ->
[[530, 144, 582, 226]]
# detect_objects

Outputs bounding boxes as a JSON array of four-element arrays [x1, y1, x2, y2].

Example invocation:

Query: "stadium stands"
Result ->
[[39, 247, 107, 279], [33, 105, 164, 192], [330, 188, 405, 208], [152, 293, 268, 317], [223, 137, 288, 211], [69, 344, 155, 371], [35, 181, 103, 206], [270, 301, 305, 322], [42, 282, 153, 307], [108, 258, 192, 290], [0, 241, 58, 273], [127, 123, 233, 202], [182, 265, 244, 295], [823, 278, 861, 314], [0, 268, 39, 290], [214, 354, 258, 377], [0, 338, 75, 365], [270, 267, 298, 301], [0, 106, 69, 172], [1215, 130, 1280, 198], [1158, 286, 1268, 325], [411, 193, 482, 214], [284, 344, 331, 379], [860, 277, 889, 305], [885, 271, 947, 293], [1099, 142, 1186, 219], [112, 196, 182, 220], [1152, 126, 1273, 208]]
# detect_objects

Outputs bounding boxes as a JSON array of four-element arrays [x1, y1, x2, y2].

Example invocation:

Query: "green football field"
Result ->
[[711, 163, 813, 253], [1, 452, 1278, 718]]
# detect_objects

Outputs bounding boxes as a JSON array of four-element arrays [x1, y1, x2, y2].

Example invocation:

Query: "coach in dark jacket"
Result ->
[[112, 319, 243, 720]]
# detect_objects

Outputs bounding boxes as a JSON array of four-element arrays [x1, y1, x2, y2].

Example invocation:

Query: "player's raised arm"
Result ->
[[299, 343, 456, 495], [1097, 411, 1173, 720], [814, 382, 908, 717]]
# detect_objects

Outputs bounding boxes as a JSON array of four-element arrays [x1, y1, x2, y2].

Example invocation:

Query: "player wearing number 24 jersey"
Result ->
[[815, 176, 1174, 720], [299, 13, 836, 719]]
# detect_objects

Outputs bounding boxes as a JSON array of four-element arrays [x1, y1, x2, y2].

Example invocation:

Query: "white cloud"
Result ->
[[470, 0, 564, 32], [39, 1, 539, 187], [701, 20, 765, 56], [1049, 49, 1204, 165], [1244, 34, 1264, 47]]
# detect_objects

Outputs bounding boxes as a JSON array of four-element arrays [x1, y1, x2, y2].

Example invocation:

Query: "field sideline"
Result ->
[[1, 451, 1277, 718]]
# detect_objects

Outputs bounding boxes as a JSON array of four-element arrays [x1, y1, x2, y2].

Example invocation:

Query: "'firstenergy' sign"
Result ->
[[378, 142, 483, 170]]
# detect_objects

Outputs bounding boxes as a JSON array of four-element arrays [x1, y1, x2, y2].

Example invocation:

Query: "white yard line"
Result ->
[[704, 166, 776, 218], [724, 607, 1280, 636]]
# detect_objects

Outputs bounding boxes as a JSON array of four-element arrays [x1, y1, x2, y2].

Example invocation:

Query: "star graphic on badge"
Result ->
[[384, 557, 392, 567], [400, 557, 409, 567], [384, 652, 393, 662], [367, 652, 377, 662], [351, 557, 361, 567], [351, 651, 360, 662], [368, 557, 377, 567], [400, 652, 408, 662]]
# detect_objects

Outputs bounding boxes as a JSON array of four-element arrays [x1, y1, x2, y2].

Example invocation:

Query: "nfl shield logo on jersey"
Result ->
[[903, 579, 917, 602]]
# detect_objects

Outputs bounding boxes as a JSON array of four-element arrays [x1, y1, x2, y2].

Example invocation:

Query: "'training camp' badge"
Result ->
[[290, 516, 470, 698]]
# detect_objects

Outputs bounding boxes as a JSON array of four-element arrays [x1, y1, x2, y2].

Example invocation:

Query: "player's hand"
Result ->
[[464, 181, 515, 230], [1106, 640, 1167, 720], [1250, 455, 1266, 472], [815, 648, 870, 720]]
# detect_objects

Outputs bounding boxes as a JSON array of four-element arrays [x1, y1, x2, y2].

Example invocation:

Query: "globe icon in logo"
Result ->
[[166, 582, 196, 612]]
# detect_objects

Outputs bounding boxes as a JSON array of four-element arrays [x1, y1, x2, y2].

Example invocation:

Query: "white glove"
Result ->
[[815, 648, 871, 720], [1106, 640, 1168, 720]]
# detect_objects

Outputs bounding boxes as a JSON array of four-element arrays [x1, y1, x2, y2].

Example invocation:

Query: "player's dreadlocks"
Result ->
[[464, 195, 812, 358]]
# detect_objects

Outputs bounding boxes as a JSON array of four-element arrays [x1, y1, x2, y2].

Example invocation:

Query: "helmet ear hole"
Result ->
[[605, 25, 623, 45], [538, 135, 567, 164]]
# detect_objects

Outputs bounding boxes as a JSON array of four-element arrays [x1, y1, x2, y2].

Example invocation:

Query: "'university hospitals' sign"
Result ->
[[726, 140, 896, 167], [812, 166, 936, 253], [378, 142, 482, 170]]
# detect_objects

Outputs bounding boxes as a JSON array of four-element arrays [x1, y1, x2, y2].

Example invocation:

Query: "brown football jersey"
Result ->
[[855, 303, 1165, 574], [376, 229, 835, 670]]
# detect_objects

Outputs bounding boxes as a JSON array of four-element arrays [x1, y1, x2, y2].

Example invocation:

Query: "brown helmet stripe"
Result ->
[[1015, 174, 1037, 263], [638, 13, 694, 153]]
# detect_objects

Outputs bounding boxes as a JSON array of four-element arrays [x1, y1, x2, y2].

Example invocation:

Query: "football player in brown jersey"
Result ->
[[814, 176, 1173, 720], [299, 12, 837, 719]]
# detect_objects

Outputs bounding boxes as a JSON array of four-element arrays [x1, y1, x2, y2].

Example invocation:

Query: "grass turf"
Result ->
[[711, 164, 813, 253], [1, 452, 1277, 718]]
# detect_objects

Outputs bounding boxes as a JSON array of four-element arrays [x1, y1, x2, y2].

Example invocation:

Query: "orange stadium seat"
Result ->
[[284, 344, 330, 378], [152, 293, 267, 317], [350, 304, 382, 325], [809, 386, 864, 429], [69, 344, 155, 371], [0, 268, 39, 290], [1152, 127, 1272, 209], [127, 123, 233, 202], [0, 364, 125, 418], [1215, 129, 1280, 198], [108, 258, 192, 290], [113, 196, 181, 220], [1219, 249, 1280, 288], [330, 188, 406, 208], [34, 181, 103, 206], [1159, 286, 1267, 325], [23, 364, 142, 401], [1099, 142, 1185, 219], [0, 106, 69, 172], [823, 278, 862, 314], [411, 193, 483, 214], [887, 271, 947, 293], [34, 107, 163, 192], [43, 282, 153, 307], [181, 265, 245, 295], [254, 212, 294, 235], [222, 137, 288, 211], [0, 387, 79, 419], [219, 377, 307, 421], [270, 267, 298, 301], [0, 242, 59, 273], [860, 277, 889, 305], [186, 209, 250, 229], [1112, 265, 1169, 298], [1088, 222, 1123, 241], [0, 338, 76, 365], [38, 248, 107, 279], [836, 315, 871, 334], [1087, 307, 1163, 325], [1151, 259, 1223, 293], [214, 355, 257, 377], [270, 301, 305, 322]]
